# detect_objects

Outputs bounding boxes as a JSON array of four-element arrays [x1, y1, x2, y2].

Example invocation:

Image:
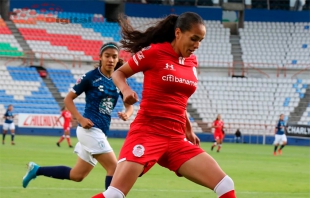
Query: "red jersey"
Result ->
[[128, 42, 198, 125], [61, 110, 71, 125], [213, 120, 224, 134]]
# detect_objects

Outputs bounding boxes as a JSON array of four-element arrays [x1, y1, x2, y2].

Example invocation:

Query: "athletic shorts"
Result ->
[[63, 124, 70, 131], [214, 133, 223, 140], [118, 116, 205, 176], [74, 126, 113, 166], [273, 134, 287, 145], [3, 123, 15, 131]]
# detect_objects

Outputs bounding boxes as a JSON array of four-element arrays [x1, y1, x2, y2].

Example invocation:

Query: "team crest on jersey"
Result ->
[[193, 67, 198, 80], [132, 144, 145, 157], [99, 97, 115, 115], [76, 74, 86, 85], [98, 140, 105, 148]]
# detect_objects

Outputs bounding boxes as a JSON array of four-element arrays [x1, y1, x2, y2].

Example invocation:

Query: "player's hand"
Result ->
[[186, 131, 200, 146], [118, 112, 129, 121], [122, 87, 139, 105], [78, 117, 94, 129]]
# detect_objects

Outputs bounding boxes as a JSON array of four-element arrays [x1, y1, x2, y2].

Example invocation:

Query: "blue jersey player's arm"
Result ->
[[64, 74, 94, 129]]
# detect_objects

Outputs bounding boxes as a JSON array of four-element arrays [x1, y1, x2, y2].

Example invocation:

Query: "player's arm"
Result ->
[[65, 74, 94, 129], [118, 102, 134, 121], [53, 115, 62, 127], [185, 112, 200, 146]]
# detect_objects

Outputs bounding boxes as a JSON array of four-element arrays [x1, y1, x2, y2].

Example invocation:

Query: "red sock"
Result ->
[[66, 136, 71, 146], [91, 193, 105, 198], [58, 136, 65, 143], [220, 190, 236, 198]]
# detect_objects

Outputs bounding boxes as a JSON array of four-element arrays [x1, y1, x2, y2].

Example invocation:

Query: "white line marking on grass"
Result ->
[[0, 186, 309, 195]]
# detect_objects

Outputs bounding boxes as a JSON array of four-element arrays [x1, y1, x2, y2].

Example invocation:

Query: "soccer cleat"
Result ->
[[273, 152, 277, 156], [217, 150, 220, 153], [22, 162, 40, 188], [2, 141, 4, 145], [11, 142, 15, 145], [69, 145, 73, 148], [278, 150, 282, 155], [56, 142, 60, 147], [211, 146, 214, 151]]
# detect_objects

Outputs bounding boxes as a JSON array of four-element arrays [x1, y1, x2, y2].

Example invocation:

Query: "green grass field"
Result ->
[[0, 135, 309, 198]]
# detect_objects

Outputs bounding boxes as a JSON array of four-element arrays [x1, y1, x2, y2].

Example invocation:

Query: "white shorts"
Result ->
[[274, 134, 287, 145], [3, 123, 15, 131], [74, 126, 113, 166]]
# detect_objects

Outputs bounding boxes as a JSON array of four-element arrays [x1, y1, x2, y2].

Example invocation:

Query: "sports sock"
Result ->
[[36, 166, 71, 180], [2, 133, 6, 141], [58, 135, 65, 143], [279, 145, 285, 150], [105, 176, 113, 190], [214, 175, 236, 198], [217, 144, 222, 152], [11, 133, 15, 142], [66, 135, 71, 146], [274, 145, 278, 152]]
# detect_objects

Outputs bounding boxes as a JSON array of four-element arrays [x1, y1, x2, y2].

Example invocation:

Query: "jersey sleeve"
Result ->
[[4, 111, 8, 117], [127, 44, 158, 73], [71, 74, 90, 96]]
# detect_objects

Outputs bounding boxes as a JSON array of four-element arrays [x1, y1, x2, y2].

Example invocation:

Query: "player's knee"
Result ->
[[70, 174, 86, 182], [103, 186, 125, 198]]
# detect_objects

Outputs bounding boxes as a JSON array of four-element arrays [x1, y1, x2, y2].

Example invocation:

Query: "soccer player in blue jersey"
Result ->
[[273, 114, 287, 156], [2, 104, 15, 145], [22, 42, 134, 190]]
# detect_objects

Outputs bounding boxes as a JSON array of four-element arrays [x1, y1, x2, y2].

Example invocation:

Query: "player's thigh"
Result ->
[[110, 160, 144, 196], [281, 135, 287, 145], [178, 152, 226, 190], [64, 129, 70, 135], [93, 151, 117, 175], [70, 157, 94, 181], [9, 123, 15, 132], [2, 123, 9, 131], [274, 135, 281, 145]]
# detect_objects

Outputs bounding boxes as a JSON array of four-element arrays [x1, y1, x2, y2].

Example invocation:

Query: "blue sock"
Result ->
[[36, 166, 71, 180], [105, 176, 113, 189]]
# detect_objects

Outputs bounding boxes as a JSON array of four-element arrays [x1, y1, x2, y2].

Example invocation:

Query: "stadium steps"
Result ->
[[288, 85, 310, 123], [187, 103, 210, 132], [230, 35, 243, 75], [5, 21, 35, 63], [41, 75, 64, 108]]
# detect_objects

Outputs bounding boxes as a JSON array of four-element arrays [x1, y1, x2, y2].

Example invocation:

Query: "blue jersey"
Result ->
[[4, 110, 14, 124], [276, 120, 286, 135], [72, 67, 121, 134]]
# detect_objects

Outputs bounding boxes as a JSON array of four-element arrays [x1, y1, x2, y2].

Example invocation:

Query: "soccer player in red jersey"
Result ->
[[211, 114, 225, 152], [92, 12, 236, 198], [55, 106, 73, 148]]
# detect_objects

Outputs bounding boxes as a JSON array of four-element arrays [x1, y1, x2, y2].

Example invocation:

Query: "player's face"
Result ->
[[217, 115, 221, 120], [100, 48, 119, 73], [280, 115, 284, 120], [176, 23, 206, 57], [8, 105, 13, 111]]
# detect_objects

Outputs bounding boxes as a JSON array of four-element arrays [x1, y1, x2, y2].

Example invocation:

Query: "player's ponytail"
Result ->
[[118, 12, 204, 54], [114, 58, 124, 71]]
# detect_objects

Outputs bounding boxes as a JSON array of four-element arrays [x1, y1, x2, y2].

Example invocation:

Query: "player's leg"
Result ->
[[57, 133, 65, 147], [22, 142, 95, 188], [211, 135, 219, 151], [2, 123, 8, 144], [92, 161, 144, 198], [278, 135, 287, 155], [9, 123, 15, 145], [64, 128, 72, 147], [93, 147, 118, 189], [178, 153, 236, 198], [217, 138, 223, 152], [273, 135, 280, 156]]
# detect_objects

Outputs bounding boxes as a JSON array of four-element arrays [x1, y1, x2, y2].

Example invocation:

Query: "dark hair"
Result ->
[[119, 12, 205, 54], [61, 106, 66, 111], [96, 42, 123, 70]]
